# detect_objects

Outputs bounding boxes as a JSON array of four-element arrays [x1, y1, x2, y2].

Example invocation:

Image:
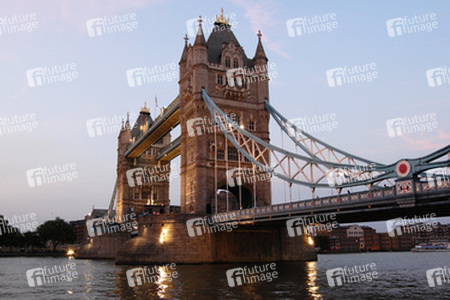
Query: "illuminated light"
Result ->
[[239, 124, 244, 129], [66, 249, 75, 256], [159, 228, 168, 244], [308, 236, 314, 246]]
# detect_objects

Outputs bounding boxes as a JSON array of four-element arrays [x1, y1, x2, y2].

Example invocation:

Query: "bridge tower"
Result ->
[[116, 106, 171, 218], [179, 12, 271, 214]]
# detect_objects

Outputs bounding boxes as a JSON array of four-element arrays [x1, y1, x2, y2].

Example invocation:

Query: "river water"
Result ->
[[0, 252, 448, 299]]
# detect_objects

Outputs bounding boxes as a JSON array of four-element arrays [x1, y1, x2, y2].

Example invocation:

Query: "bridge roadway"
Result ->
[[211, 179, 450, 225]]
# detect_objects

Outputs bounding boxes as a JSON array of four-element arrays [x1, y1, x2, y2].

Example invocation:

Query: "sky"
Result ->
[[0, 0, 449, 231]]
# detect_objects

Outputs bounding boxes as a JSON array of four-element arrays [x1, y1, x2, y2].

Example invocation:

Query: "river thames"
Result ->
[[0, 252, 448, 299]]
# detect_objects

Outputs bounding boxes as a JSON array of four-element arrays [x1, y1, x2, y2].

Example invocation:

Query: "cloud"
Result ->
[[0, 0, 164, 34], [233, 0, 290, 58], [398, 130, 449, 151]]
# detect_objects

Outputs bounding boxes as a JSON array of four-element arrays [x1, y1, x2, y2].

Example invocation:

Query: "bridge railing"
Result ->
[[212, 180, 450, 222]]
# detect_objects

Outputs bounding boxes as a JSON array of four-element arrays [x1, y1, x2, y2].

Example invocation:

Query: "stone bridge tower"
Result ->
[[179, 11, 272, 214], [116, 106, 171, 218]]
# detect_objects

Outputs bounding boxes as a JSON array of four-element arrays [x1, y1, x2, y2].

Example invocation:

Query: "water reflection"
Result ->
[[306, 261, 322, 299]]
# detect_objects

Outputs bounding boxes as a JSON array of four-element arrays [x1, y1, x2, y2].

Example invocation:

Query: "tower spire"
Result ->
[[194, 16, 206, 45], [254, 30, 267, 61]]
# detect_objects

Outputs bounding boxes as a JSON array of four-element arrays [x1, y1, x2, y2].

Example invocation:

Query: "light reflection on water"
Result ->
[[0, 252, 449, 299]]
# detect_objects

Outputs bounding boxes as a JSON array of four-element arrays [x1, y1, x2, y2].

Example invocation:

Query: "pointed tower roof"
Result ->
[[206, 9, 253, 67], [194, 16, 207, 46], [180, 34, 189, 62], [131, 105, 154, 139], [254, 30, 267, 61]]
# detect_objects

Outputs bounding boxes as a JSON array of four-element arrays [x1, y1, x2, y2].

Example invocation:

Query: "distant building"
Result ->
[[69, 219, 87, 245]]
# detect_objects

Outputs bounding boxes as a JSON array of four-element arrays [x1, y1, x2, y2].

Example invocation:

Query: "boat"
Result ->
[[411, 244, 450, 252]]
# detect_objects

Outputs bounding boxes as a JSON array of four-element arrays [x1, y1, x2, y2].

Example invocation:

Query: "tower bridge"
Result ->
[[80, 10, 450, 264]]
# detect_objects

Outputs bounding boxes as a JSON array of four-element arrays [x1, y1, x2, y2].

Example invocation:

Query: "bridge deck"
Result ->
[[212, 180, 450, 224]]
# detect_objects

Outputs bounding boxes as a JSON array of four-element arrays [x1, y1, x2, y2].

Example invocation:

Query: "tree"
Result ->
[[23, 232, 43, 251], [0, 215, 24, 252], [37, 218, 76, 252]]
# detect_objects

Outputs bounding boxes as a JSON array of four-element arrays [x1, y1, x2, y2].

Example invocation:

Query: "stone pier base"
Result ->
[[115, 214, 317, 265]]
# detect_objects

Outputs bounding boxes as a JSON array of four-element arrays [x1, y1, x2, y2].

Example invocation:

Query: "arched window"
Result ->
[[228, 113, 240, 125], [233, 59, 239, 68], [225, 57, 231, 68]]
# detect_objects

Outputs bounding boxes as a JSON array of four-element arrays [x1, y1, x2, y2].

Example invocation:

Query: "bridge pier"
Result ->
[[115, 214, 317, 265]]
